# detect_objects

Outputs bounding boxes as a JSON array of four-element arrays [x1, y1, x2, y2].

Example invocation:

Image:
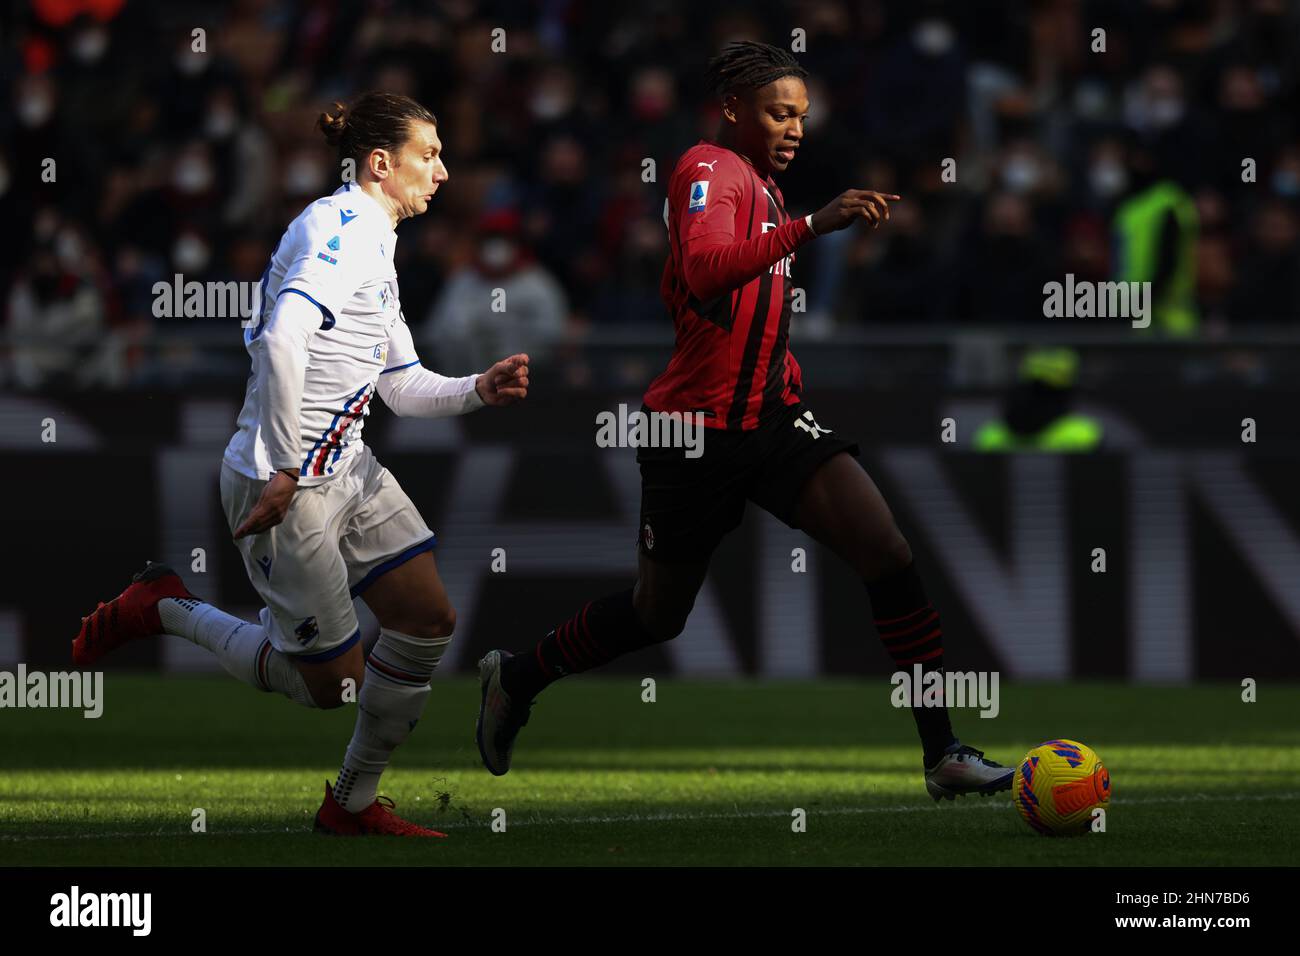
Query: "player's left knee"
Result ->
[[432, 604, 456, 639], [404, 604, 455, 643]]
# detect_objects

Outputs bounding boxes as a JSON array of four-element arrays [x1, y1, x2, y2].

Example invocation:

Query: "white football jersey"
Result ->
[[223, 183, 421, 486]]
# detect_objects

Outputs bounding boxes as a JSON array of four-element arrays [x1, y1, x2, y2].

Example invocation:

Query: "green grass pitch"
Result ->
[[2, 677, 1297, 866]]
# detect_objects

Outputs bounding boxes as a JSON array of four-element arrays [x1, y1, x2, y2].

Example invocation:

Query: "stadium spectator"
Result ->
[[421, 208, 568, 374], [1111, 135, 1200, 336], [1230, 199, 1300, 322], [973, 347, 1103, 452], [7, 217, 124, 389], [4, 0, 1299, 386]]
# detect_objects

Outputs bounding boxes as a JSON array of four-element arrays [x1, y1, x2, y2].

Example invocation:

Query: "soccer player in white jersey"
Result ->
[[72, 92, 530, 837]]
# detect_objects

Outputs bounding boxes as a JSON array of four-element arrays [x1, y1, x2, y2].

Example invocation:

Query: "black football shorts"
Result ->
[[635, 402, 860, 564]]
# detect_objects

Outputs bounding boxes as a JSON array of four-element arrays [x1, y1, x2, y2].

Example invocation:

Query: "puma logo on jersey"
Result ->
[[697, 160, 718, 171]]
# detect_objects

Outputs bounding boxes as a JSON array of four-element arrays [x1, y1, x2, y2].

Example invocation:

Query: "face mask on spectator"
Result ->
[[530, 85, 573, 121], [175, 49, 209, 76], [1147, 96, 1185, 129], [913, 19, 954, 57], [173, 234, 210, 274], [1089, 161, 1128, 198], [19, 93, 53, 127], [479, 238, 518, 273], [284, 157, 324, 195], [1002, 157, 1041, 194], [173, 156, 214, 194], [72, 25, 109, 64], [205, 108, 238, 139], [1272, 170, 1300, 197], [55, 229, 84, 270]]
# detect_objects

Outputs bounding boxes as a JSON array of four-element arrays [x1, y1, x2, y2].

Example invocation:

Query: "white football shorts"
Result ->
[[219, 443, 435, 661]]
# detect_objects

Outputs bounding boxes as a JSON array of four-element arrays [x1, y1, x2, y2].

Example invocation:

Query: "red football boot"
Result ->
[[72, 561, 197, 667], [314, 781, 448, 837]]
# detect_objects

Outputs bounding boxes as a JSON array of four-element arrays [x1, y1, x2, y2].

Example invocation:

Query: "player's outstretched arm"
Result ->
[[809, 189, 900, 234], [682, 222, 813, 303], [377, 316, 527, 416], [377, 357, 527, 417], [680, 191, 899, 305]]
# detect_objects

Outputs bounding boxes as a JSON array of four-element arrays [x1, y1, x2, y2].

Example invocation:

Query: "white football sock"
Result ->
[[334, 628, 450, 813], [157, 598, 316, 708]]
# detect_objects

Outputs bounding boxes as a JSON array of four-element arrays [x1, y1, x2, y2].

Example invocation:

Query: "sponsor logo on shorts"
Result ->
[[642, 523, 655, 551], [793, 409, 831, 439], [294, 617, 319, 646]]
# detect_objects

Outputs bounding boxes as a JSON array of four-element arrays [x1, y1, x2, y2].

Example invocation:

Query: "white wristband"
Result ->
[[805, 213, 817, 236]]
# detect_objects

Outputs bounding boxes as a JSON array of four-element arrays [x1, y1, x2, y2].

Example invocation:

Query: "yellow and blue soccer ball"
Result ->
[[1013, 739, 1110, 836]]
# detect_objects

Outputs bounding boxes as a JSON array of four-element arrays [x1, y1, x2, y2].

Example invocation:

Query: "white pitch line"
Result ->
[[0, 792, 1297, 843]]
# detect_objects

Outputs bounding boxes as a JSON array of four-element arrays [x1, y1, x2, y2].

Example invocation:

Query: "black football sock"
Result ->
[[502, 588, 659, 701], [865, 561, 956, 766]]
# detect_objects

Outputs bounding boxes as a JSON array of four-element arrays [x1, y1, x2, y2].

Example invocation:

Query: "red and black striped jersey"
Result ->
[[643, 140, 816, 431]]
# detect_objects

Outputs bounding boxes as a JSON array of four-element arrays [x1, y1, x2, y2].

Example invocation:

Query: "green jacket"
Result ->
[[1113, 181, 1199, 336]]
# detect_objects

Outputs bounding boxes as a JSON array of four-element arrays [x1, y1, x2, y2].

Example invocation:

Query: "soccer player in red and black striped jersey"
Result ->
[[477, 41, 1013, 800]]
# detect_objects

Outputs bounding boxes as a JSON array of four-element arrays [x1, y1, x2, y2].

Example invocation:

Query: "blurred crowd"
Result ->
[[4, 0, 1300, 389]]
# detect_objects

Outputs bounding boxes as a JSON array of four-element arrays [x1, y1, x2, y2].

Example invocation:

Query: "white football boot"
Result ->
[[476, 650, 533, 776], [924, 742, 1015, 801]]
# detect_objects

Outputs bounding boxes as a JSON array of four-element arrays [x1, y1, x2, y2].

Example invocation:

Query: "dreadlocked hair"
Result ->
[[705, 40, 808, 97]]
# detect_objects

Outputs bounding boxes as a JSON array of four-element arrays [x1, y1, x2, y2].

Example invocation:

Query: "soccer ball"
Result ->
[[1012, 739, 1110, 836]]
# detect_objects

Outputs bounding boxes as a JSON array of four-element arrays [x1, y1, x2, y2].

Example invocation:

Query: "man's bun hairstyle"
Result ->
[[317, 92, 438, 170], [706, 40, 808, 97]]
